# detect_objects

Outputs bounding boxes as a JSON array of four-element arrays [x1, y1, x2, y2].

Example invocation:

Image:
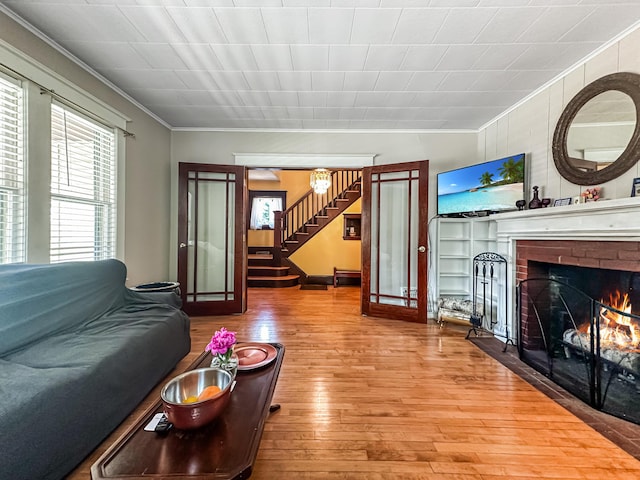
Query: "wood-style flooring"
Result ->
[[68, 287, 640, 479]]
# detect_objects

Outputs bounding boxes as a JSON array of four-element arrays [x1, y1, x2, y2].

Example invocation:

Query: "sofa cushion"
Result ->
[[0, 301, 190, 480], [0, 260, 127, 356]]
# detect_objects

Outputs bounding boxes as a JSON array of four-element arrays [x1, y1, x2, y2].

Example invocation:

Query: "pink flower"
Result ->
[[205, 327, 236, 355]]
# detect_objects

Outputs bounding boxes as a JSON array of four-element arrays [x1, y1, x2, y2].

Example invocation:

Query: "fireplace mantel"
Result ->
[[483, 197, 640, 341], [494, 197, 640, 240]]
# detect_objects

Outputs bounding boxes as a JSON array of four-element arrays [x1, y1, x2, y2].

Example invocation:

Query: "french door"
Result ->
[[361, 161, 429, 322], [177, 163, 247, 316]]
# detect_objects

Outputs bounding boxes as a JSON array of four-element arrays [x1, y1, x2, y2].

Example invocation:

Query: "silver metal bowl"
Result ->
[[161, 367, 233, 430]]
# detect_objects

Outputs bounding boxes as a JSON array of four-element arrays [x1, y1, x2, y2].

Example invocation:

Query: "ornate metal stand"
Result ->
[[466, 252, 515, 352]]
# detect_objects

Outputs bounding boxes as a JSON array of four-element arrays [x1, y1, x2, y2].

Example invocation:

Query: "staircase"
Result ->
[[247, 249, 300, 288], [274, 170, 362, 261], [248, 169, 362, 288]]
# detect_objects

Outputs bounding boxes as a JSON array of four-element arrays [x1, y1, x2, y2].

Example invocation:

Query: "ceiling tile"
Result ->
[[472, 44, 530, 70], [355, 92, 393, 107], [63, 41, 152, 69], [261, 7, 309, 44], [560, 5, 640, 42], [290, 45, 329, 70], [327, 91, 357, 107], [99, 68, 187, 90], [166, 7, 228, 43], [401, 46, 449, 71], [308, 8, 354, 44], [343, 72, 380, 91], [237, 90, 272, 106], [405, 72, 448, 91], [130, 43, 188, 69], [268, 91, 300, 106], [210, 44, 258, 70], [392, 8, 449, 44], [329, 46, 369, 71], [311, 72, 346, 91], [277, 72, 312, 90], [435, 45, 490, 71], [474, 7, 546, 44], [437, 72, 482, 91], [286, 106, 315, 119], [171, 44, 224, 70], [4, 4, 146, 42], [298, 92, 328, 107], [350, 8, 402, 44], [517, 6, 596, 43], [203, 71, 251, 90], [213, 7, 268, 43], [374, 72, 414, 91], [242, 71, 282, 90], [432, 8, 498, 44], [251, 45, 294, 71], [363, 45, 408, 71], [120, 6, 187, 42], [173, 70, 222, 89]]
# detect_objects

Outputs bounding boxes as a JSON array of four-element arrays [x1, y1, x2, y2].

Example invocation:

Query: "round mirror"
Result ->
[[552, 72, 640, 185]]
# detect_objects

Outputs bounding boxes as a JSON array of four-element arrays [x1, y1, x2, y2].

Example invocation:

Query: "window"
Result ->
[[249, 190, 286, 230], [0, 74, 25, 264], [50, 103, 116, 262]]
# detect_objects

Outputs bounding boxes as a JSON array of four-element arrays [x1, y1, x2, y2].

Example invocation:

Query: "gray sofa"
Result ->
[[0, 259, 191, 480]]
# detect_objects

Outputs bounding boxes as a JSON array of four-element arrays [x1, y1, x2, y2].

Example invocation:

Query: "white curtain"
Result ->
[[250, 197, 282, 229]]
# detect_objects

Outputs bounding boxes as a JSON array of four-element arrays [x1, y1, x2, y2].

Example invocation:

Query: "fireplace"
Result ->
[[517, 240, 640, 425]]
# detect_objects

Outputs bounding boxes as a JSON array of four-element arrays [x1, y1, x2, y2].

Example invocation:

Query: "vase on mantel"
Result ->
[[529, 186, 542, 209]]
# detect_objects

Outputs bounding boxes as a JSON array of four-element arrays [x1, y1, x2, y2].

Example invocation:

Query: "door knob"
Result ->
[[179, 243, 186, 248], [418, 246, 426, 253]]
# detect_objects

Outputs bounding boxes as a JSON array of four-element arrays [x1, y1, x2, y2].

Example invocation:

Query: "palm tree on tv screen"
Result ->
[[498, 157, 525, 183], [479, 172, 494, 186]]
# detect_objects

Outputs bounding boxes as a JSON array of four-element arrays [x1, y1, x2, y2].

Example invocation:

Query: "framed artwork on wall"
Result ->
[[631, 178, 640, 197]]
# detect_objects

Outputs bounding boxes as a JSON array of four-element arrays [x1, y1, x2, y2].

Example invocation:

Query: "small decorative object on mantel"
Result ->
[[206, 327, 238, 377], [515, 199, 526, 210], [529, 186, 542, 209], [541, 198, 551, 208], [631, 177, 640, 197], [553, 197, 573, 207], [581, 187, 601, 202]]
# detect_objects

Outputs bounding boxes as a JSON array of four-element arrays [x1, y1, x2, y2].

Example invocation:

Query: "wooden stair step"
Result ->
[[247, 274, 300, 288], [248, 266, 290, 277]]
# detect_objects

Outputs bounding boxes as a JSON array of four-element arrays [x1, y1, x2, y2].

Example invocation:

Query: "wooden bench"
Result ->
[[333, 267, 361, 287]]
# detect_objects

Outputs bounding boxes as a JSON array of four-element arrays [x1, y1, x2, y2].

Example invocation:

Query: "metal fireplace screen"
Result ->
[[518, 277, 640, 425]]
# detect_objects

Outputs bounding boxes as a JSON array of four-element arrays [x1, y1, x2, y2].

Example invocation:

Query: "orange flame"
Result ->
[[595, 291, 638, 349]]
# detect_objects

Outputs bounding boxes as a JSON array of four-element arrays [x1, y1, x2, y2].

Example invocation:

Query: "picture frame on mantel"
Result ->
[[631, 177, 640, 197], [553, 197, 573, 207]]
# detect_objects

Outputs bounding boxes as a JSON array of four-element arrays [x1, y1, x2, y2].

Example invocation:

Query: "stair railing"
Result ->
[[273, 169, 361, 259]]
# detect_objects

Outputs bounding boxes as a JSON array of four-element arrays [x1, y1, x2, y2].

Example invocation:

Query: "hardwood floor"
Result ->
[[68, 287, 640, 479]]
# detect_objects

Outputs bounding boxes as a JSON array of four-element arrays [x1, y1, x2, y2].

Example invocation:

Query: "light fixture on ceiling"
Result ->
[[310, 168, 331, 194]]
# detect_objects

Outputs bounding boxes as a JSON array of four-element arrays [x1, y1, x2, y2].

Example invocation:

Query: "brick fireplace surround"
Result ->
[[515, 239, 640, 284]]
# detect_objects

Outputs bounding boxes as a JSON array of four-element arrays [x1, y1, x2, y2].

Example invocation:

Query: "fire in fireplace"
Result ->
[[518, 263, 640, 425]]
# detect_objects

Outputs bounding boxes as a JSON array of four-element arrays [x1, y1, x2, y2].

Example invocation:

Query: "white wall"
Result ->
[[1, 12, 173, 286], [477, 28, 640, 204], [169, 130, 478, 277]]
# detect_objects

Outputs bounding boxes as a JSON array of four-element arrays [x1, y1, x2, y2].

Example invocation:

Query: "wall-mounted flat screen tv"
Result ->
[[437, 153, 525, 217]]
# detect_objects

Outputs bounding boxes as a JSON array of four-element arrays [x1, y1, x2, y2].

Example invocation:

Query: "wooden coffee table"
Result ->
[[91, 343, 284, 480]]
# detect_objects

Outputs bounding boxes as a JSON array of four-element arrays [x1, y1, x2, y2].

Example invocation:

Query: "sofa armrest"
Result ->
[[126, 290, 183, 309]]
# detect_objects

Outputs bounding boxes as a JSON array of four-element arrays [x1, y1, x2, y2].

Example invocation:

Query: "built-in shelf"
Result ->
[[343, 213, 361, 240]]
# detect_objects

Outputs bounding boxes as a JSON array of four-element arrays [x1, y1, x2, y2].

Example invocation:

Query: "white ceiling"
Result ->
[[2, 1, 640, 131]]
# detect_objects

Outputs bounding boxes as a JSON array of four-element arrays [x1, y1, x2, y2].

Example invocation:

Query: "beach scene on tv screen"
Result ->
[[438, 154, 525, 215]]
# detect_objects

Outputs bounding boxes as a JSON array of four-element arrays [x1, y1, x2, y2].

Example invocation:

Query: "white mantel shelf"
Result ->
[[493, 196, 640, 241]]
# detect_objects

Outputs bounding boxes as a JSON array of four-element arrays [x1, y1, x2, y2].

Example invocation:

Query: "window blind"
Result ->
[[50, 102, 116, 263], [0, 74, 25, 264]]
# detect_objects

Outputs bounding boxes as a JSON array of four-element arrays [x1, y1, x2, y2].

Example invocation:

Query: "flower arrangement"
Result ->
[[205, 327, 237, 364], [581, 187, 601, 202]]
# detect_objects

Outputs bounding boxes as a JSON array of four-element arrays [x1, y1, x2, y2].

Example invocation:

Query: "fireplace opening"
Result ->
[[518, 262, 640, 425]]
